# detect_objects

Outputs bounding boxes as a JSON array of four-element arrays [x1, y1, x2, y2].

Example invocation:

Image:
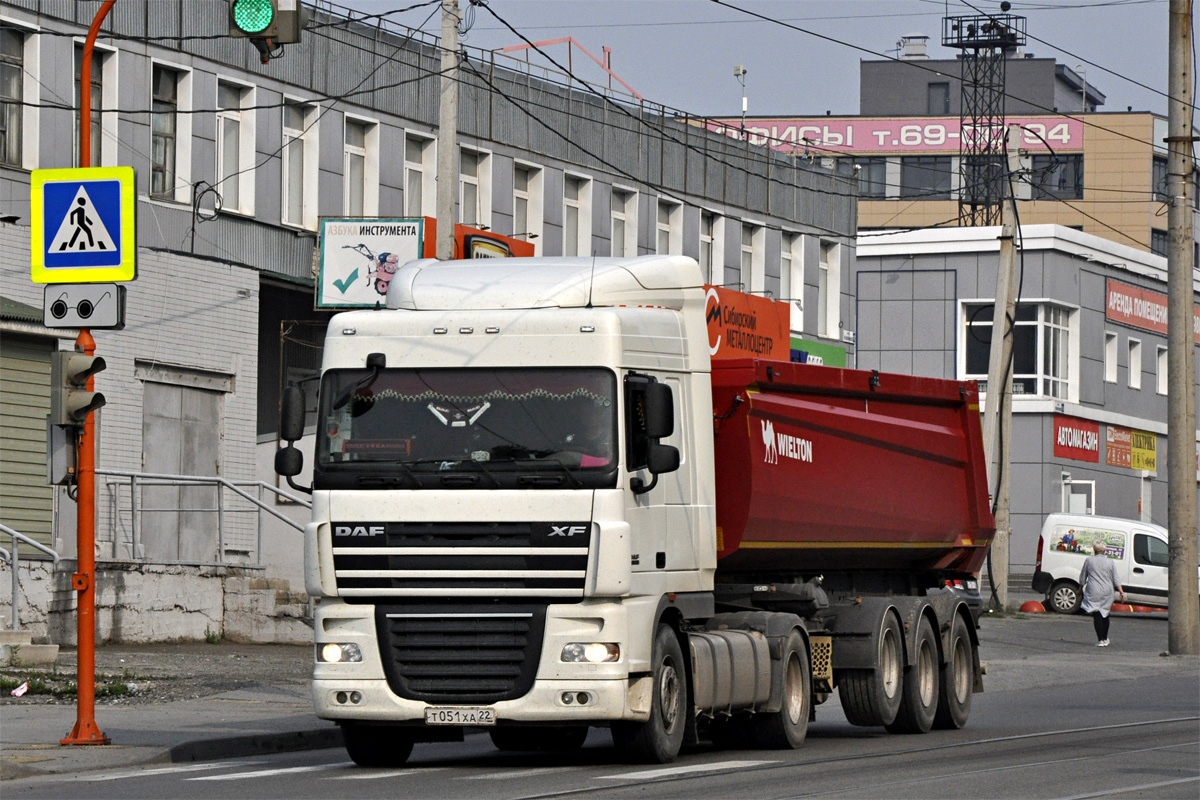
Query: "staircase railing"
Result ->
[[0, 523, 60, 631]]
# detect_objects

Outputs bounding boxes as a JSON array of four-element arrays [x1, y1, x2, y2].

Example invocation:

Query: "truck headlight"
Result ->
[[561, 643, 620, 663], [318, 642, 363, 663]]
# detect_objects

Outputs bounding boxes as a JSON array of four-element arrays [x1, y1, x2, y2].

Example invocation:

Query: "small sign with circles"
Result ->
[[43, 283, 125, 329]]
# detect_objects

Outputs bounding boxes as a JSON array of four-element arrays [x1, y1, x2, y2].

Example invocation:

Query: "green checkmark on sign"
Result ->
[[332, 268, 359, 294]]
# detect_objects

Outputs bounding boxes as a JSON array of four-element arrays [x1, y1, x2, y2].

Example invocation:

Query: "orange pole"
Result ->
[[61, 0, 114, 747]]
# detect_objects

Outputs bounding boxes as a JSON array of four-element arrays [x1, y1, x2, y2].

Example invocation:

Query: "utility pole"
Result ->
[[1165, 0, 1198, 655], [436, 0, 459, 260], [981, 123, 1022, 610]]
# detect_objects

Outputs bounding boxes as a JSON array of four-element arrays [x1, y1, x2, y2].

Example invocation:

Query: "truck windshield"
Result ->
[[314, 367, 617, 489]]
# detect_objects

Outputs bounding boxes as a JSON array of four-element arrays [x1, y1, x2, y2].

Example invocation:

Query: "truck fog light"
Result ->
[[576, 692, 590, 705], [350, 691, 363, 704], [336, 691, 348, 704], [561, 692, 574, 704], [319, 642, 363, 663], [561, 643, 619, 663]]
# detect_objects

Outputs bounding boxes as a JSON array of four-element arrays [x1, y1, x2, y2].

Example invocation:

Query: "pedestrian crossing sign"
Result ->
[[32, 166, 136, 283]]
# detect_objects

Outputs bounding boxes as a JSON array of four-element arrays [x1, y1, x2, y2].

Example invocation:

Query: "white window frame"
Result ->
[[458, 147, 492, 229], [0, 20, 39, 170], [1104, 331, 1118, 383], [740, 221, 765, 293], [282, 97, 319, 229], [404, 131, 436, 218], [512, 160, 544, 254], [149, 59, 193, 204], [1156, 344, 1167, 395], [656, 198, 683, 255], [342, 113, 379, 217], [1128, 338, 1142, 390], [818, 240, 841, 338], [610, 186, 637, 257], [215, 78, 256, 216], [699, 211, 725, 285], [74, 41, 118, 168], [562, 173, 592, 257], [960, 300, 1079, 401], [780, 231, 804, 334]]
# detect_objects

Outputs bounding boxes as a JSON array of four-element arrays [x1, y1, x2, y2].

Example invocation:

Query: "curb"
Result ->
[[168, 727, 344, 762]]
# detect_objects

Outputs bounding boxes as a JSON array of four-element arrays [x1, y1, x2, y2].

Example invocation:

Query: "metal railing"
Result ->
[[0, 523, 60, 631], [97, 470, 310, 567]]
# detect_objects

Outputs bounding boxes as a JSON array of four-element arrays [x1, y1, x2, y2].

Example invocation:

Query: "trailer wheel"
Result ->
[[612, 624, 687, 763], [838, 611, 903, 727], [933, 613, 974, 730], [490, 726, 588, 752], [886, 616, 939, 734], [341, 723, 414, 767], [752, 630, 811, 749], [1048, 580, 1082, 614]]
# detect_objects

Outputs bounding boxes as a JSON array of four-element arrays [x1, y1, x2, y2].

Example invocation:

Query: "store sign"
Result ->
[[1054, 415, 1099, 462], [1105, 278, 1200, 344], [1130, 430, 1157, 472], [704, 286, 790, 361], [705, 116, 1083, 154], [1105, 426, 1132, 469]]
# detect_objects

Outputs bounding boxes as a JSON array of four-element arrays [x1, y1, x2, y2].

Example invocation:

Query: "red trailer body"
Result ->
[[711, 359, 995, 575]]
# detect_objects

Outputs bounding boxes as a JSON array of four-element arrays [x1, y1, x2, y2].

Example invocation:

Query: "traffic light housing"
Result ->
[[229, 0, 307, 62], [51, 351, 106, 428]]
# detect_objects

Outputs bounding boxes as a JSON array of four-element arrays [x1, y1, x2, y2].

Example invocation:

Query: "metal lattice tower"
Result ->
[[943, 12, 1026, 226]]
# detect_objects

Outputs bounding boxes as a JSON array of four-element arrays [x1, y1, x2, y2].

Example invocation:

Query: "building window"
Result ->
[[740, 223, 764, 293], [459, 149, 491, 228], [216, 82, 253, 213], [512, 163, 543, 253], [1030, 154, 1083, 200], [657, 200, 682, 254], [1156, 345, 1168, 395], [1152, 155, 1168, 203], [857, 157, 887, 199], [343, 117, 379, 217], [899, 156, 952, 199], [927, 82, 950, 115], [1104, 332, 1118, 383], [1127, 339, 1142, 389], [0, 26, 24, 168], [964, 302, 1075, 398], [818, 241, 839, 337], [563, 175, 591, 257], [610, 188, 636, 257], [404, 134, 434, 218], [74, 45, 103, 168], [150, 66, 182, 200], [1150, 228, 1168, 257], [781, 232, 803, 333], [281, 100, 317, 228], [699, 212, 715, 281]]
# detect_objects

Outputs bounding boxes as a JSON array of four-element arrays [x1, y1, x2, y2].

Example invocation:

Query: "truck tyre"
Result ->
[[341, 723, 414, 767], [612, 624, 688, 763], [752, 630, 811, 749], [885, 616, 939, 734], [1048, 580, 1082, 614], [838, 611, 903, 727], [933, 613, 974, 730], [490, 726, 588, 752]]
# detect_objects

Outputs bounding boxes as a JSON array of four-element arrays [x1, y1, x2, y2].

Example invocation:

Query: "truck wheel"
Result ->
[[341, 723, 414, 767], [490, 726, 588, 752], [752, 631, 811, 749], [838, 611, 903, 727], [886, 616, 939, 734], [612, 624, 688, 763], [933, 613, 974, 730], [1048, 580, 1082, 614]]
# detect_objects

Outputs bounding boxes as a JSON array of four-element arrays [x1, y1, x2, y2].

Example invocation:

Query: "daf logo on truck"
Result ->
[[334, 525, 385, 537], [549, 525, 587, 537]]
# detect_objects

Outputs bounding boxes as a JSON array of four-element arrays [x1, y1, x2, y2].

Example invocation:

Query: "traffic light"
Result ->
[[228, 0, 306, 63], [51, 351, 106, 427]]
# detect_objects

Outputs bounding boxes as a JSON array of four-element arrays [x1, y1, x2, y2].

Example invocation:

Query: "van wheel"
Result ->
[[752, 631, 811, 749], [1048, 580, 1082, 614], [838, 611, 904, 727], [886, 616, 939, 734], [341, 723, 414, 767], [612, 624, 687, 763], [933, 613, 974, 730]]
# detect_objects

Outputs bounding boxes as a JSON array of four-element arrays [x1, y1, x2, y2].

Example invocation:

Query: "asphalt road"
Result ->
[[6, 611, 1198, 800]]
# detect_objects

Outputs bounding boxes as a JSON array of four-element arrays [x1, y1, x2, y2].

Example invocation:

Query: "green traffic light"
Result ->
[[233, 0, 274, 34]]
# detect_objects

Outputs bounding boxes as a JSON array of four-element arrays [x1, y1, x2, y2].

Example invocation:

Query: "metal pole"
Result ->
[[10, 536, 19, 630], [436, 0, 459, 260], [131, 474, 140, 558], [1166, 0, 1199, 655]]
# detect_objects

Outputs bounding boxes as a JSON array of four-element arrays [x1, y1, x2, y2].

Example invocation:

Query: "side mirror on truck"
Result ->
[[625, 373, 680, 495], [276, 385, 312, 495]]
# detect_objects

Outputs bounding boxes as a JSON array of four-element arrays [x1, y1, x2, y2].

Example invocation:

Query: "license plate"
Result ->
[[424, 706, 497, 726]]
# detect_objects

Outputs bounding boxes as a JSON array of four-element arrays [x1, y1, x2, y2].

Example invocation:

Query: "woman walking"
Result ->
[[1079, 541, 1126, 646]]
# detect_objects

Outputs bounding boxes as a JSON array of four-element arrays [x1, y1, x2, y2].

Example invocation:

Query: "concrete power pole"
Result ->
[[1166, 0, 1199, 655], [436, 0, 459, 260], [981, 124, 1023, 610]]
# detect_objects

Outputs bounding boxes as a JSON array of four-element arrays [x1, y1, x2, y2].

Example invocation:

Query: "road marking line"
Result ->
[[62, 762, 261, 782], [464, 766, 581, 779], [333, 767, 450, 780], [1050, 776, 1200, 800], [187, 764, 344, 781], [600, 759, 774, 781]]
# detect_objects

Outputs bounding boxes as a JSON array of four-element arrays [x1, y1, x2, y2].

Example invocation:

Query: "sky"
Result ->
[[336, 0, 1180, 120]]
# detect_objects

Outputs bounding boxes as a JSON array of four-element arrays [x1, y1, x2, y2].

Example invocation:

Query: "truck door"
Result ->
[[1128, 530, 1169, 607]]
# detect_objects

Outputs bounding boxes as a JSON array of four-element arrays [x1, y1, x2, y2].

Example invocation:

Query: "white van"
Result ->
[[1032, 513, 1170, 613]]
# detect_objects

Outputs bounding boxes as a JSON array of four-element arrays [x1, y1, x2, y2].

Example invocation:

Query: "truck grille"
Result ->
[[332, 521, 590, 600], [375, 604, 546, 703]]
